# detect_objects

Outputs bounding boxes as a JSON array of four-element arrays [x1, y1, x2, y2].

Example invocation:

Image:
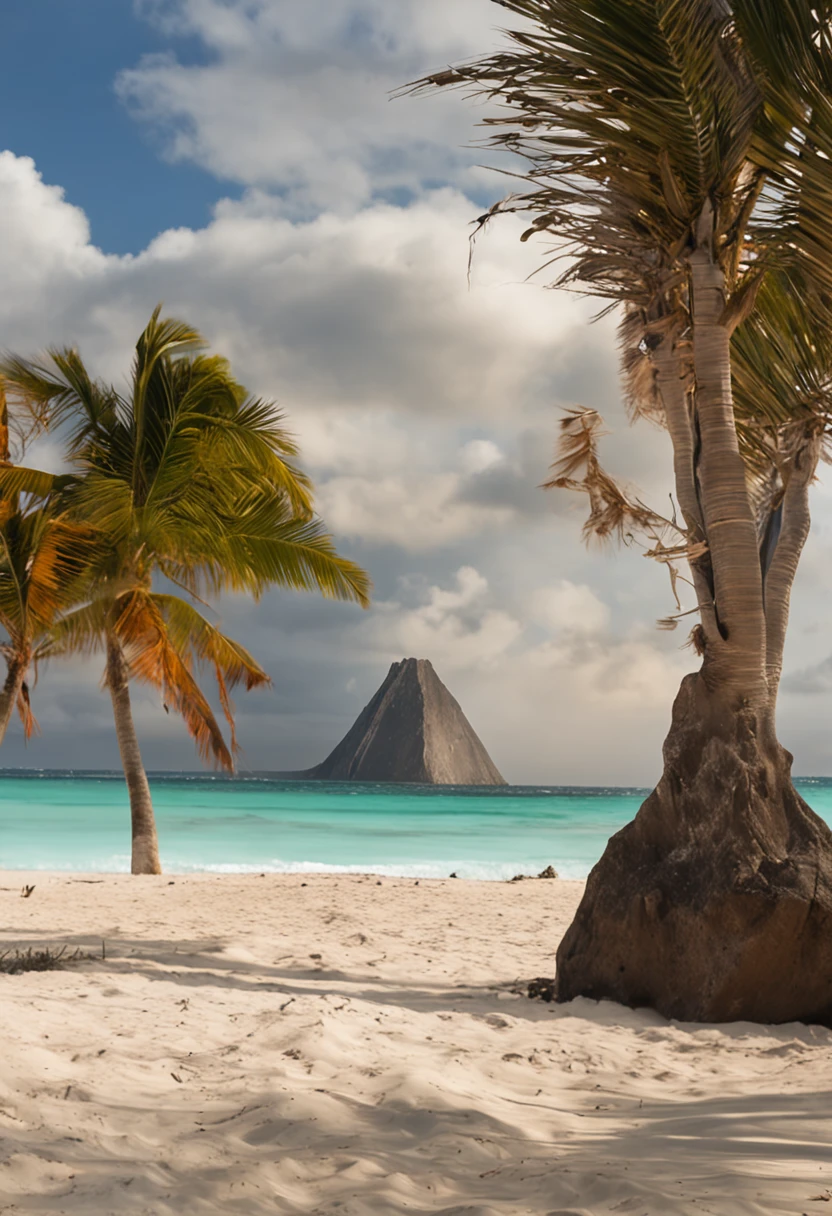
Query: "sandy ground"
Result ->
[[0, 873, 831, 1215]]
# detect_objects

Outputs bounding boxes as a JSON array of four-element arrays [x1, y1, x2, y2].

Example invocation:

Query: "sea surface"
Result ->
[[1, 771, 831, 881]]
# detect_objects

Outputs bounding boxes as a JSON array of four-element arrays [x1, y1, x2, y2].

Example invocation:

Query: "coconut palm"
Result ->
[[0, 385, 95, 746], [0, 502, 96, 746], [410, 1, 832, 1023], [1, 309, 371, 874]]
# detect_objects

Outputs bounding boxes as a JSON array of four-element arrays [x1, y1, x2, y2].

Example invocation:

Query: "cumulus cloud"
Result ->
[[531, 581, 611, 637], [378, 566, 522, 668], [121, 0, 520, 210], [4, 0, 832, 788], [0, 151, 720, 781], [0, 155, 616, 552]]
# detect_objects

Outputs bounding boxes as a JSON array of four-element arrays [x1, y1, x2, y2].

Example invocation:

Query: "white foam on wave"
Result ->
[[164, 858, 590, 881], [0, 856, 589, 881], [5, 855, 133, 873]]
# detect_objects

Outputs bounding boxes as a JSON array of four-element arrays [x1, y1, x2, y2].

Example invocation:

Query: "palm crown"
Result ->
[[410, 0, 832, 692]]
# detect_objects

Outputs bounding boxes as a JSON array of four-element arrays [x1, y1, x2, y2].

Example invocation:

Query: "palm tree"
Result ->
[[0, 503, 96, 746], [1, 309, 371, 874], [0, 385, 95, 746], [410, 1, 832, 1023]]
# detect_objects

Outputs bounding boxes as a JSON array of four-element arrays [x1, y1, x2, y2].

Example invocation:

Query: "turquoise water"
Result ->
[[1, 772, 831, 880]]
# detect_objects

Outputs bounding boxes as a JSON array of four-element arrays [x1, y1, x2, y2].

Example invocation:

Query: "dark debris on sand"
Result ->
[[526, 976, 557, 1002], [0, 946, 87, 975], [510, 865, 559, 882]]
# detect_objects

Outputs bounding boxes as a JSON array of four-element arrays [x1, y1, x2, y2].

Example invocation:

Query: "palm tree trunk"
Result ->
[[653, 337, 719, 643], [0, 657, 25, 746], [688, 208, 767, 705], [764, 435, 820, 706], [106, 634, 162, 875]]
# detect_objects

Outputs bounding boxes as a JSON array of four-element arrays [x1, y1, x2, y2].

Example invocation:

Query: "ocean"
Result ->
[[2, 772, 832, 880]]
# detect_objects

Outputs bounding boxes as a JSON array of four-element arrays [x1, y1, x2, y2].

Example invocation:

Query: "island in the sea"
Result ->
[[297, 657, 506, 785]]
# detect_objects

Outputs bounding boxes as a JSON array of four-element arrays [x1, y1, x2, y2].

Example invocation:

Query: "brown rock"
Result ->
[[555, 674, 832, 1025]]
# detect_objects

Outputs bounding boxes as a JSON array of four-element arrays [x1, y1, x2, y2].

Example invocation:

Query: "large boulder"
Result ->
[[555, 674, 832, 1025]]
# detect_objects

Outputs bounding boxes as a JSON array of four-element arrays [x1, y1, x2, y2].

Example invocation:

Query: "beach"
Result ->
[[1, 872, 830, 1215]]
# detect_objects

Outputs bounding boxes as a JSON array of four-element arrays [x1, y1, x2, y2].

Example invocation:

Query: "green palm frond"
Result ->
[[165, 489, 372, 605], [0, 466, 76, 499], [34, 596, 110, 661]]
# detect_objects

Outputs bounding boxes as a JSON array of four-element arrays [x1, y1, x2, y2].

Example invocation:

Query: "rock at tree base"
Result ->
[[555, 674, 832, 1025], [304, 657, 505, 785]]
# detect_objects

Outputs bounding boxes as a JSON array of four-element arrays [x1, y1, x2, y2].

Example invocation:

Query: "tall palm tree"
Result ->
[[1, 309, 371, 874], [410, 1, 832, 1023]]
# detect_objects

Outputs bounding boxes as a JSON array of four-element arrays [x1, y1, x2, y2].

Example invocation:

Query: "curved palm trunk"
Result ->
[[0, 657, 26, 746], [764, 436, 820, 707], [555, 221, 832, 1025], [106, 634, 162, 875]]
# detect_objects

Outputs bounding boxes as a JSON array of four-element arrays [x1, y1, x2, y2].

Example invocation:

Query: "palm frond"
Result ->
[[545, 408, 679, 546], [111, 589, 234, 771], [150, 593, 270, 754], [16, 679, 38, 741]]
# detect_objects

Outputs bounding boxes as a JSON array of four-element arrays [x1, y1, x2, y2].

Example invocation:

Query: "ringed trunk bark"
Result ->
[[764, 437, 820, 706], [555, 673, 832, 1024], [106, 634, 162, 875], [689, 242, 766, 702], [0, 657, 26, 746], [653, 339, 719, 642]]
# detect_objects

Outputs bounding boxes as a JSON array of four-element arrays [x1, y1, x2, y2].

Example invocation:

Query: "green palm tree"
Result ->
[[1, 309, 370, 874], [411, 1, 832, 1023], [0, 385, 95, 746]]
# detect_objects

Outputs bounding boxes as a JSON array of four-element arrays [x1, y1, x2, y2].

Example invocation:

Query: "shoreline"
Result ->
[[0, 866, 582, 882], [2, 871, 831, 1214]]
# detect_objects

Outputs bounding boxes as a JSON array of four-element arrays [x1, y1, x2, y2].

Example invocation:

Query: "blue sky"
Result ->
[[1, 0, 231, 252], [0, 0, 831, 781]]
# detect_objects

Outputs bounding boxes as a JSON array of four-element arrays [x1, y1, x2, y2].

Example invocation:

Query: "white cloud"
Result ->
[[3, 132, 831, 782], [371, 566, 521, 670], [316, 473, 514, 551], [121, 0, 518, 210], [531, 580, 611, 637], [460, 439, 504, 475], [0, 156, 608, 552]]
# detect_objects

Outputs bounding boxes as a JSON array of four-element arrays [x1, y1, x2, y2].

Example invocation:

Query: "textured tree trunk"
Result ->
[[764, 436, 820, 706], [106, 634, 162, 875], [687, 227, 767, 702], [653, 337, 720, 641], [0, 657, 25, 746], [554, 217, 832, 1024]]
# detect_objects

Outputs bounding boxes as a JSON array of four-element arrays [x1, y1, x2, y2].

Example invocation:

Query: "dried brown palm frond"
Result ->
[[544, 407, 690, 545], [545, 406, 710, 624]]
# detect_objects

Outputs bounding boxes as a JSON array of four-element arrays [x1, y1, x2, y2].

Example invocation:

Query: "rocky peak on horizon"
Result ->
[[303, 656, 506, 786]]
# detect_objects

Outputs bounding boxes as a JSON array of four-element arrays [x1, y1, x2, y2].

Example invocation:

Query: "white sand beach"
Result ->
[[1, 872, 831, 1215]]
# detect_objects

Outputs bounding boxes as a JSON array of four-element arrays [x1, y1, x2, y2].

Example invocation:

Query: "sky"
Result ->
[[1, 0, 832, 783]]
